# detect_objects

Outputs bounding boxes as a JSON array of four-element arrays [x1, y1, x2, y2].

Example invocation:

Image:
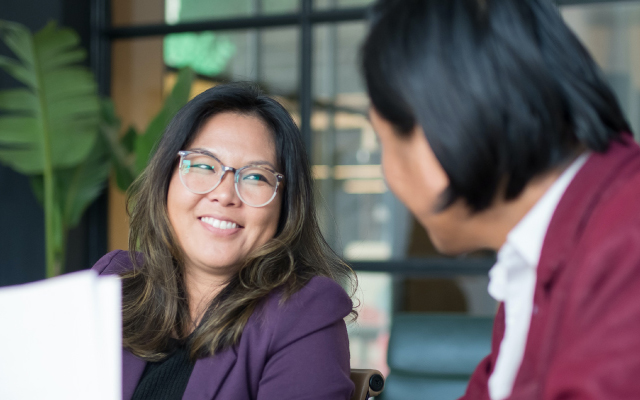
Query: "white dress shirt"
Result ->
[[487, 153, 589, 400]]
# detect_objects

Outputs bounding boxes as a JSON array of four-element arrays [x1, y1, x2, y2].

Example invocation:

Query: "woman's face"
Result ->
[[167, 112, 282, 280]]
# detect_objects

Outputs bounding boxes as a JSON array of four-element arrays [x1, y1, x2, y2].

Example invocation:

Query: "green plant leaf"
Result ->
[[112, 126, 137, 191], [41, 48, 86, 71], [0, 20, 34, 69], [0, 55, 35, 88], [0, 19, 102, 277], [59, 134, 110, 228], [134, 67, 194, 173], [0, 116, 38, 143], [29, 173, 44, 204], [0, 88, 37, 112], [98, 99, 136, 191], [29, 133, 110, 231], [0, 20, 99, 174], [120, 126, 137, 153], [100, 97, 120, 129], [34, 22, 84, 71], [29, 173, 66, 276]]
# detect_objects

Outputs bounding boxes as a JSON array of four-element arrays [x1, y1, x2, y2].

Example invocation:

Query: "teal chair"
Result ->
[[380, 313, 494, 400]]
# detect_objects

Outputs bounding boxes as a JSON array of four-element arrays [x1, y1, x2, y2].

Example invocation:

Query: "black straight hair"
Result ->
[[361, 0, 631, 212]]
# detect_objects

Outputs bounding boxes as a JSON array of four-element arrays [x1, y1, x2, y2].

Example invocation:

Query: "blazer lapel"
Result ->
[[538, 134, 640, 287], [122, 348, 147, 400], [183, 347, 238, 400]]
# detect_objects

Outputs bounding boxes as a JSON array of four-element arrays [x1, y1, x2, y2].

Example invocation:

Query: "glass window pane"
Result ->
[[348, 272, 392, 376], [561, 2, 640, 139], [314, 0, 374, 10], [163, 28, 299, 109], [313, 21, 393, 374], [172, 0, 298, 23], [313, 21, 411, 262], [261, 0, 299, 14], [112, 0, 299, 27], [257, 28, 300, 99]]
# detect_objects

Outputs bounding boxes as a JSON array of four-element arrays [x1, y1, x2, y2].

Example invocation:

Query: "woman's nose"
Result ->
[[206, 171, 240, 206]]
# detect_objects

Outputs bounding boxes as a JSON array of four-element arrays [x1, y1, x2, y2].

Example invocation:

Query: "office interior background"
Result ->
[[2, 0, 640, 376]]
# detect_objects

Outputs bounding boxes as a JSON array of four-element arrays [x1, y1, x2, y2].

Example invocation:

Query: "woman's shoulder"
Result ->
[[91, 250, 135, 276], [293, 276, 353, 309], [272, 276, 351, 315], [252, 276, 353, 338]]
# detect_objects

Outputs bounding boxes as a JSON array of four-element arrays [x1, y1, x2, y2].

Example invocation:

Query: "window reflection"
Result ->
[[315, 0, 375, 10]]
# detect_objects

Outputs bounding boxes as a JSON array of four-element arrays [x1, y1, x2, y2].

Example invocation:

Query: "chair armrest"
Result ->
[[350, 368, 385, 400]]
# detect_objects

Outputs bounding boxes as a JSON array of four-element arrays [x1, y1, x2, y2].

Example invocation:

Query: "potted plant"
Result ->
[[0, 19, 194, 277]]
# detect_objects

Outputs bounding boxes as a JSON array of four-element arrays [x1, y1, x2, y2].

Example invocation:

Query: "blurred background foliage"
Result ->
[[0, 19, 194, 277]]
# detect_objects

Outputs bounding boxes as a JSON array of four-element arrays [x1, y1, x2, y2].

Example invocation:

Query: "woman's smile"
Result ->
[[198, 215, 243, 237], [167, 112, 282, 279], [200, 216, 241, 230]]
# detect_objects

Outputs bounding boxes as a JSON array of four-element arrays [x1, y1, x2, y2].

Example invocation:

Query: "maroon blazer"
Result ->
[[92, 250, 355, 400], [462, 134, 640, 400]]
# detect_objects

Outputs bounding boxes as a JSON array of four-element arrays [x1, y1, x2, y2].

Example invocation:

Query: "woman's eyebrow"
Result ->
[[189, 148, 223, 162], [190, 148, 277, 170], [246, 160, 277, 170]]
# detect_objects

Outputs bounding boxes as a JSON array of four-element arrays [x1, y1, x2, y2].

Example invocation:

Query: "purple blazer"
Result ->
[[92, 250, 355, 400]]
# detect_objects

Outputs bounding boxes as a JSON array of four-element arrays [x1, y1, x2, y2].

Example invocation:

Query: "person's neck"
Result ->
[[184, 267, 231, 330], [477, 168, 565, 251]]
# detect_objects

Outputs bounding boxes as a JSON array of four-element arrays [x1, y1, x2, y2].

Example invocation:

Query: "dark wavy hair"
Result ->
[[121, 82, 355, 361], [361, 0, 630, 212]]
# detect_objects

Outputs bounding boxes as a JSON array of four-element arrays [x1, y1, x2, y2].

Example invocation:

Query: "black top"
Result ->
[[131, 339, 196, 400]]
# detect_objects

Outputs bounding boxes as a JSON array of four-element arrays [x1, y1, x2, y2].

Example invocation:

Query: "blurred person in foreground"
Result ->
[[92, 83, 355, 400], [361, 0, 640, 399]]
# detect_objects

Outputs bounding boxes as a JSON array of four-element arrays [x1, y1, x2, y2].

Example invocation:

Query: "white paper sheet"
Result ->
[[0, 270, 122, 400]]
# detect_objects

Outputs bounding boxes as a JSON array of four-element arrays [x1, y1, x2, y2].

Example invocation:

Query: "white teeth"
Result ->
[[201, 217, 238, 230]]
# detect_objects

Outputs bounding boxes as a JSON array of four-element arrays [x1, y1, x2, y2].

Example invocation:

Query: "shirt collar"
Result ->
[[488, 152, 590, 301], [507, 152, 590, 268]]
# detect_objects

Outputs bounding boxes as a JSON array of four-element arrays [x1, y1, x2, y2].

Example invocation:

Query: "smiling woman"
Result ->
[[167, 113, 284, 310], [91, 82, 356, 400]]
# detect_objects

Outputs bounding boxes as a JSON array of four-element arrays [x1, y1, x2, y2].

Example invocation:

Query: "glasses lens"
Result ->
[[179, 153, 222, 193], [237, 167, 279, 207]]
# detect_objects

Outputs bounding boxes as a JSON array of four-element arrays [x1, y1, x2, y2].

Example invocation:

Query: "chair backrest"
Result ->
[[380, 313, 493, 400], [350, 368, 385, 400]]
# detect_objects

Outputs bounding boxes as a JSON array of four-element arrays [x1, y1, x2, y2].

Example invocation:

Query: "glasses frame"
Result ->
[[177, 150, 285, 208]]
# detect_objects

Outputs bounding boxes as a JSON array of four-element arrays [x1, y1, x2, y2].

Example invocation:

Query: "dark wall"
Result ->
[[0, 0, 106, 286]]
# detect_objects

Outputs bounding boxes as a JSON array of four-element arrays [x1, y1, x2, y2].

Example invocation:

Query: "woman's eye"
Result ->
[[243, 174, 268, 183], [192, 163, 215, 172]]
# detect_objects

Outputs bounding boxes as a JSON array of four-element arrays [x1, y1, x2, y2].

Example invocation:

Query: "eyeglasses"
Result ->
[[177, 150, 284, 207]]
